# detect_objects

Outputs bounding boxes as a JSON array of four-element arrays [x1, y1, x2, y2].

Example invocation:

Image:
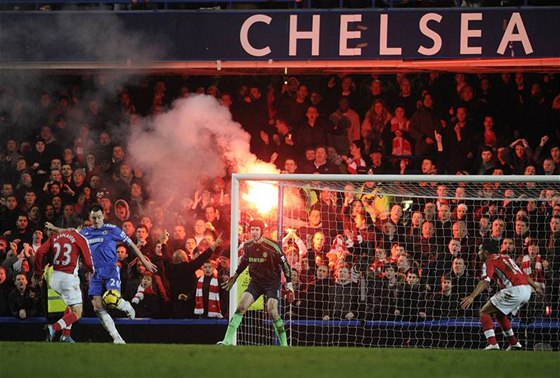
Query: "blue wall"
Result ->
[[1, 8, 559, 64]]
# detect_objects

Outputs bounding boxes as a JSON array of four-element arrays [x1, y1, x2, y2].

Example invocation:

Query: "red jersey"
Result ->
[[34, 230, 94, 277], [481, 254, 528, 289]]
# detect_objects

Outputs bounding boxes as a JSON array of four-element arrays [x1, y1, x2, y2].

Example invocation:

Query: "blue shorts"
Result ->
[[88, 265, 122, 297]]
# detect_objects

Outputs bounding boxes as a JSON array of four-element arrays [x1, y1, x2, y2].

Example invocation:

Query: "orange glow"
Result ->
[[243, 181, 278, 215], [240, 161, 279, 215]]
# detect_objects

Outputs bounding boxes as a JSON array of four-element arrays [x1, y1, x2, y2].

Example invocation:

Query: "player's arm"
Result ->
[[460, 279, 489, 309], [526, 275, 544, 296], [31, 237, 51, 287], [222, 259, 247, 291], [282, 253, 295, 303], [222, 244, 249, 291], [270, 240, 294, 298], [44, 222, 67, 233], [127, 241, 158, 273]]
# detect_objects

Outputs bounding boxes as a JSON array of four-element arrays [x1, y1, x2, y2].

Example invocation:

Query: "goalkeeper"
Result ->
[[220, 219, 294, 346]]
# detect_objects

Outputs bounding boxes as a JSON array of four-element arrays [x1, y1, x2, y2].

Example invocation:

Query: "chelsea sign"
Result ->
[[240, 12, 534, 58]]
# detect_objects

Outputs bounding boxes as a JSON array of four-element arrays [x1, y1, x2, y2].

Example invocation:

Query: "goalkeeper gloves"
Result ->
[[285, 282, 295, 304]]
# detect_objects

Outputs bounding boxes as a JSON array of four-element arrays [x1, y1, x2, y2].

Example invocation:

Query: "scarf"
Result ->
[[194, 275, 222, 318]]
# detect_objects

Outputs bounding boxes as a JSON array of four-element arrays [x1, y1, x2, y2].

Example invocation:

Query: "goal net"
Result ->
[[228, 173, 560, 349]]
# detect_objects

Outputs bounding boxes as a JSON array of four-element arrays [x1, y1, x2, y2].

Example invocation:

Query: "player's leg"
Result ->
[[60, 307, 74, 341], [267, 297, 288, 347], [495, 311, 521, 349], [58, 303, 82, 342], [53, 304, 82, 333], [92, 295, 126, 344], [479, 300, 500, 349], [494, 286, 530, 350], [90, 269, 126, 343], [221, 291, 256, 345], [47, 272, 82, 342], [106, 266, 135, 319]]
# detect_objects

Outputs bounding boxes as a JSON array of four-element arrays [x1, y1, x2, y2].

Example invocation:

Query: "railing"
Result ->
[[0, 0, 544, 11]]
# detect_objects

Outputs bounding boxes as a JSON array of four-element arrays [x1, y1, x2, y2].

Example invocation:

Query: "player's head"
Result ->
[[88, 204, 105, 229], [249, 219, 265, 241], [478, 241, 496, 260]]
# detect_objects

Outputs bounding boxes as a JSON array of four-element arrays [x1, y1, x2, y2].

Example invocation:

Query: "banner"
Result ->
[[1, 8, 559, 63]]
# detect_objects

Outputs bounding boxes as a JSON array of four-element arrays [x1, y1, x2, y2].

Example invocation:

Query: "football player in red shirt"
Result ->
[[33, 229, 93, 342], [461, 241, 543, 350]]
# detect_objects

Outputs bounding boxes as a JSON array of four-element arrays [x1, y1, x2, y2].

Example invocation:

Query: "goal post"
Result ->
[[229, 173, 560, 349]]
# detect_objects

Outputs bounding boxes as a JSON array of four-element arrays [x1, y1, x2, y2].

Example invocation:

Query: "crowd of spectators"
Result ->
[[5, 0, 555, 12], [0, 71, 559, 323]]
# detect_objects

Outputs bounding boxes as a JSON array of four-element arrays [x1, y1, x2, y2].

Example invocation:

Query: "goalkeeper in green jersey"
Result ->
[[220, 219, 294, 346]]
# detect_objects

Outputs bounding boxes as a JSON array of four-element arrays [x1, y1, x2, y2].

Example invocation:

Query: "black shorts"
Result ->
[[245, 280, 281, 301]]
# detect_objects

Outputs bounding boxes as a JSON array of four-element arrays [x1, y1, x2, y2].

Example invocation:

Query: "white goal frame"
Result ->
[[228, 173, 559, 346]]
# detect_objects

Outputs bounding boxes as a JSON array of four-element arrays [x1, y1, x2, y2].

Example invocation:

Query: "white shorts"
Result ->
[[49, 270, 83, 307], [490, 285, 532, 316]]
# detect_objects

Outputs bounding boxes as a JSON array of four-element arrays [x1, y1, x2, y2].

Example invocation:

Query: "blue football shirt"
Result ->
[[80, 223, 133, 269]]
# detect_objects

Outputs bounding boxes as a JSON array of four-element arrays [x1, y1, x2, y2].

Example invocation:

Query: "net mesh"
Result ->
[[231, 174, 560, 349]]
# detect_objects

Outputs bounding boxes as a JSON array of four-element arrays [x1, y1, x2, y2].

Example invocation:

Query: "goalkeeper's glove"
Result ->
[[285, 282, 295, 304]]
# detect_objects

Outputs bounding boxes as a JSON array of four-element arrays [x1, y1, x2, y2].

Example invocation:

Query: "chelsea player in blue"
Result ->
[[47, 204, 157, 344]]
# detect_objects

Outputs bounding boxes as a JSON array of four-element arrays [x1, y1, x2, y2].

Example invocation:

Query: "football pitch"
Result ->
[[0, 342, 558, 378]]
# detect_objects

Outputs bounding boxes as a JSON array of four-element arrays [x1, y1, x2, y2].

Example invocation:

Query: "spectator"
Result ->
[[131, 271, 161, 318], [192, 219, 207, 248], [341, 140, 367, 175], [369, 247, 391, 279], [409, 92, 442, 157], [322, 265, 358, 321], [475, 146, 497, 175], [277, 82, 309, 131], [310, 186, 341, 239], [0, 265, 12, 315], [520, 238, 547, 319], [270, 117, 298, 170], [194, 260, 223, 319], [435, 203, 453, 245], [449, 256, 476, 297], [361, 99, 392, 154], [366, 263, 399, 321], [412, 220, 440, 284], [385, 104, 413, 159], [8, 273, 42, 319], [54, 203, 83, 229], [296, 105, 329, 151], [394, 270, 427, 321], [300, 145, 339, 175], [203, 205, 226, 236], [6, 214, 33, 244], [442, 106, 477, 174], [165, 245, 218, 318], [430, 275, 467, 320], [503, 138, 533, 175], [135, 224, 154, 259], [328, 96, 361, 156], [299, 264, 332, 320], [435, 238, 462, 283]]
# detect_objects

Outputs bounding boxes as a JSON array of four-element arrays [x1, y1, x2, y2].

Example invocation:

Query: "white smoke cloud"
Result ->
[[128, 94, 278, 208], [0, 11, 168, 137]]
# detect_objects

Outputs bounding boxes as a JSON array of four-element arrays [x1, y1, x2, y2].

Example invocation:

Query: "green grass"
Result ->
[[0, 342, 558, 378]]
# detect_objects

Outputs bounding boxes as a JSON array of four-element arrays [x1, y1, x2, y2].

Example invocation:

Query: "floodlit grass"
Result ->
[[1, 342, 558, 378]]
